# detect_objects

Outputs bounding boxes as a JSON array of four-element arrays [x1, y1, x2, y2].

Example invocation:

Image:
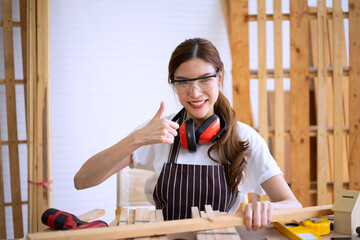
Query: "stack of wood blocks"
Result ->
[[109, 206, 241, 240]]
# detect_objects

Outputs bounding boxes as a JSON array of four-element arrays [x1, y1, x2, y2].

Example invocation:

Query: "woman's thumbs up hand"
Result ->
[[135, 101, 179, 145]]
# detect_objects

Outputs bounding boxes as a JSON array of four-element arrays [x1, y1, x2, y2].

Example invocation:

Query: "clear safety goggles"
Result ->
[[170, 69, 220, 94]]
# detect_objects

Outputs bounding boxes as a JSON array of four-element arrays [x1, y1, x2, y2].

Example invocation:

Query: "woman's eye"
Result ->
[[177, 81, 189, 85], [200, 78, 212, 83]]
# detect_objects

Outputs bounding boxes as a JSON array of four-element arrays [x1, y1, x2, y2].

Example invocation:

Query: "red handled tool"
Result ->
[[41, 208, 108, 230]]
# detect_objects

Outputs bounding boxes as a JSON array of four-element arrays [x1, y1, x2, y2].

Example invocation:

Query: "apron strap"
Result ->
[[168, 108, 186, 163]]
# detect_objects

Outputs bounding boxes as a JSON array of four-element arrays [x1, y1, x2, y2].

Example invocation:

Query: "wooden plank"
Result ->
[[257, 0, 268, 144], [273, 0, 285, 172], [154, 210, 167, 240], [77, 209, 105, 222], [135, 208, 151, 240], [218, 211, 241, 240], [290, 0, 311, 206], [348, 0, 360, 191], [230, 0, 253, 126], [316, 0, 328, 205], [27, 0, 37, 232], [20, 0, 28, 126], [221, 0, 231, 46], [3, 0, 24, 237], [26, 205, 333, 240], [0, 119, 6, 240], [332, 0, 344, 198], [27, 0, 52, 232], [192, 207, 207, 240]]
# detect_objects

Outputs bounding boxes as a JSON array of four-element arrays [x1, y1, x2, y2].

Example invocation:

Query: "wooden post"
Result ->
[[316, 0, 328, 205], [0, 123, 6, 240], [274, 0, 285, 172], [230, 0, 253, 126], [27, 0, 52, 233], [332, 0, 344, 197], [3, 0, 24, 237], [290, 0, 310, 206], [257, 0, 268, 144], [348, 0, 360, 191], [20, 0, 28, 123]]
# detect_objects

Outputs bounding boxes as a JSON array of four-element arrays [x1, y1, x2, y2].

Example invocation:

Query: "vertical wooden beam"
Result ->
[[316, 0, 328, 205], [20, 0, 28, 123], [274, 0, 285, 172], [3, 0, 24, 237], [257, 0, 268, 144], [348, 0, 360, 191], [0, 122, 6, 240], [332, 0, 343, 198], [27, 0, 52, 233], [230, 0, 253, 126], [221, 0, 231, 47], [290, 0, 310, 206]]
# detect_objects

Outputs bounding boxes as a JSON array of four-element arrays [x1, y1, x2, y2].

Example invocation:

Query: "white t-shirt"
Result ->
[[131, 113, 282, 213]]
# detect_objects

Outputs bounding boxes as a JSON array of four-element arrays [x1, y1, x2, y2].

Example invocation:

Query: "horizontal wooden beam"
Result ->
[[4, 200, 28, 206], [0, 79, 26, 84], [1, 140, 28, 145], [247, 12, 349, 21], [26, 205, 333, 240], [0, 20, 21, 26], [249, 67, 349, 79]]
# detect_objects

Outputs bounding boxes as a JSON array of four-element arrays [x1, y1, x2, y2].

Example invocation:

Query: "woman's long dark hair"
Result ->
[[168, 38, 249, 193]]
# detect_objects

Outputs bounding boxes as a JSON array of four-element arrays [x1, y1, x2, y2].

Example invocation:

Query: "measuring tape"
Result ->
[[274, 217, 330, 240]]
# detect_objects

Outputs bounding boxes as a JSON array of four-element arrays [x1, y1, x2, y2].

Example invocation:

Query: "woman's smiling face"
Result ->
[[173, 58, 222, 127]]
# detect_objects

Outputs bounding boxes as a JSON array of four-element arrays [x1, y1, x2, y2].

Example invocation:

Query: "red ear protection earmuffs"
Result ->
[[174, 109, 228, 153]]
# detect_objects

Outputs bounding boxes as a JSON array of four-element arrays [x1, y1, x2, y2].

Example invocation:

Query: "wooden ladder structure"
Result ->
[[1, 0, 52, 238], [221, 0, 360, 207]]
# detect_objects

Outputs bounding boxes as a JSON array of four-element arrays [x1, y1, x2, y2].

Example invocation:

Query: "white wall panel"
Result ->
[[50, 0, 232, 225]]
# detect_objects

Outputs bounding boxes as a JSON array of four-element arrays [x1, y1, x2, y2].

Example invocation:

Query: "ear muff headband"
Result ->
[[172, 108, 228, 152]]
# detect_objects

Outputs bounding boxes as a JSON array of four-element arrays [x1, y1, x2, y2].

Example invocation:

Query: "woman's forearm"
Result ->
[[74, 131, 142, 190]]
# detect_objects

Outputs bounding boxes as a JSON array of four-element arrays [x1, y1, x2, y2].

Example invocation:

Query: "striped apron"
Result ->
[[153, 110, 238, 220]]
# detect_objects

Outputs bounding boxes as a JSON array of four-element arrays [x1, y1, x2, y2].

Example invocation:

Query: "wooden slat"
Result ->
[[230, 0, 253, 125], [20, 0, 28, 125], [27, 0, 52, 232], [257, 0, 268, 144], [27, 0, 37, 232], [26, 205, 333, 240], [273, 0, 285, 172], [221, 0, 231, 46], [290, 0, 310, 206], [3, 0, 24, 237], [332, 0, 344, 198], [128, 209, 135, 224], [316, 0, 328, 205], [77, 209, 105, 222], [119, 207, 128, 226], [348, 0, 360, 191], [0, 119, 6, 240]]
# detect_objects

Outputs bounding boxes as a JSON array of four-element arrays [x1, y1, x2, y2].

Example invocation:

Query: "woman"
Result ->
[[74, 38, 302, 231]]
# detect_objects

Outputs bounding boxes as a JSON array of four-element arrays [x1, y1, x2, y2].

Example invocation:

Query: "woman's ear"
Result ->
[[219, 68, 225, 86]]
